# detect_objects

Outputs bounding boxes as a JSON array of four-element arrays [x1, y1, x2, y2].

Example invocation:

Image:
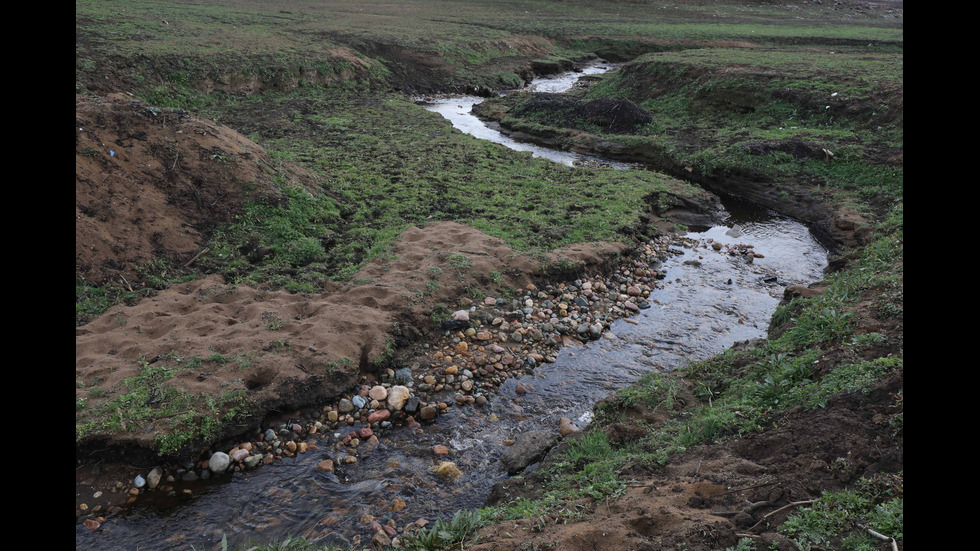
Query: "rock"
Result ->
[[230, 448, 250, 462], [352, 395, 368, 409], [317, 459, 335, 473], [784, 283, 827, 300], [431, 461, 462, 478], [420, 406, 438, 420], [146, 467, 163, 490], [515, 383, 527, 395], [559, 417, 580, 437], [404, 396, 420, 413], [368, 409, 391, 423], [369, 385, 388, 401], [500, 430, 560, 475], [388, 385, 411, 410], [133, 474, 146, 489], [372, 531, 391, 547], [244, 455, 263, 469], [452, 310, 470, 322], [338, 398, 355, 413], [394, 367, 413, 383], [208, 451, 231, 474]]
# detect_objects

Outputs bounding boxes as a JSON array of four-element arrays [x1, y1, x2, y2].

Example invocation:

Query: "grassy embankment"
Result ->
[[76, 0, 721, 323]]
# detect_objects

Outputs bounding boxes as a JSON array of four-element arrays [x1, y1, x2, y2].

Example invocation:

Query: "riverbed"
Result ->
[[75, 63, 828, 551]]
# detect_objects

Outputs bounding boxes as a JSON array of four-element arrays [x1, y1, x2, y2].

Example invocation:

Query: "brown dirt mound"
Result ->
[[75, 93, 322, 286], [75, 220, 627, 454], [75, 92, 631, 457]]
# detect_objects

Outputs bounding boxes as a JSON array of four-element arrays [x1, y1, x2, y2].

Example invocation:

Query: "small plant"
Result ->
[[400, 510, 483, 551], [448, 253, 471, 269], [262, 312, 284, 330], [235, 353, 253, 370], [267, 338, 290, 350], [779, 487, 903, 551]]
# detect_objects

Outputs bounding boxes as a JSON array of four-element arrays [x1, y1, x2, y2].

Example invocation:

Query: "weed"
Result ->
[[261, 312, 284, 331], [400, 510, 483, 551], [779, 487, 902, 550], [448, 253, 471, 270]]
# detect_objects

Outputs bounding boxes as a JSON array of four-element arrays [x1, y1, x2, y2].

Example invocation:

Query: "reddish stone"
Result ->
[[367, 409, 391, 423]]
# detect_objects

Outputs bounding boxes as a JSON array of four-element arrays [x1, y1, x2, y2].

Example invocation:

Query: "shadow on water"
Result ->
[[76, 64, 828, 551]]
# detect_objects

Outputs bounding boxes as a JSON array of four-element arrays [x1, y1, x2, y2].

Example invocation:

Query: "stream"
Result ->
[[75, 62, 828, 551]]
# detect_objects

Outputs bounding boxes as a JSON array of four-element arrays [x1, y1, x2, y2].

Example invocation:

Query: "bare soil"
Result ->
[[75, 92, 628, 455]]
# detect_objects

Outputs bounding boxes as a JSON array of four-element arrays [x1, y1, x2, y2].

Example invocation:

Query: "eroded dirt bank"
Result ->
[[76, 93, 652, 468]]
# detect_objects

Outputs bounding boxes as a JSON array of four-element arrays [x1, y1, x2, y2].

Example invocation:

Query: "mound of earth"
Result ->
[[75, 93, 322, 286], [75, 93, 631, 457], [509, 93, 653, 134]]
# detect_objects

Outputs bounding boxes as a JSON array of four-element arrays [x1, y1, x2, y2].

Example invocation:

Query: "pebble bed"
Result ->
[[77, 231, 768, 546]]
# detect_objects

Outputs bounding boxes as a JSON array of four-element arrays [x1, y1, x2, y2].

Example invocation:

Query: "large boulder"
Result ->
[[500, 430, 560, 475]]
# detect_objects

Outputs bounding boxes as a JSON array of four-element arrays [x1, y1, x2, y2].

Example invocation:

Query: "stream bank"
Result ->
[[76, 64, 831, 551]]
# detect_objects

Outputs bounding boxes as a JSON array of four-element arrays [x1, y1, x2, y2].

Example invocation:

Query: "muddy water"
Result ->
[[75, 66, 828, 551]]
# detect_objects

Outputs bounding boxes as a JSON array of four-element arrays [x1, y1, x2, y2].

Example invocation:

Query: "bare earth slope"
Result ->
[[75, 93, 627, 456], [75, 93, 326, 286]]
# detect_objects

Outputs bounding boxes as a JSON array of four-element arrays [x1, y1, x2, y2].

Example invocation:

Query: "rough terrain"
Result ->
[[76, 1, 902, 549]]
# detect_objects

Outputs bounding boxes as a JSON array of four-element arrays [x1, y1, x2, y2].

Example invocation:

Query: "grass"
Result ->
[[75, 355, 256, 456], [475, 201, 903, 546], [779, 481, 903, 550], [482, 44, 903, 208], [117, 82, 708, 295]]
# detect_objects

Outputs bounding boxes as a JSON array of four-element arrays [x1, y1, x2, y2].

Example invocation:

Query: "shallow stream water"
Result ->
[[75, 63, 828, 551]]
